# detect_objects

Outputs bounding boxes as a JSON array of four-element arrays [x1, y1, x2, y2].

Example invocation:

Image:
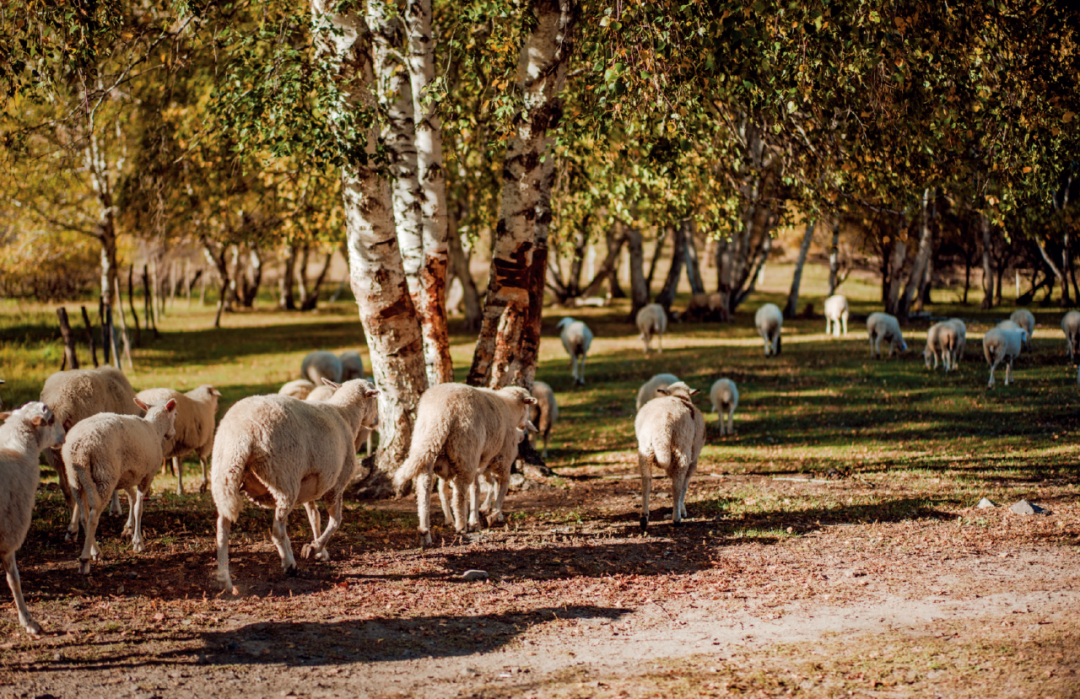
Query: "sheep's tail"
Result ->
[[651, 439, 672, 471], [392, 420, 444, 492], [210, 429, 250, 523], [984, 343, 997, 366], [568, 336, 586, 359]]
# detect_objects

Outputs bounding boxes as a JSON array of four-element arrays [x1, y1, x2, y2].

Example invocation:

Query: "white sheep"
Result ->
[[557, 317, 594, 386], [339, 351, 365, 381], [946, 318, 967, 365], [65, 397, 179, 574], [40, 366, 143, 538], [824, 295, 849, 336], [437, 423, 532, 529], [636, 373, 680, 412], [866, 312, 908, 359], [635, 303, 668, 354], [924, 322, 960, 371], [754, 303, 783, 357], [635, 381, 705, 531], [300, 351, 344, 385], [306, 384, 337, 402], [530, 381, 558, 459], [0, 402, 65, 635], [1010, 309, 1035, 351], [279, 379, 316, 400], [1062, 311, 1080, 363], [983, 326, 1028, 388], [709, 379, 739, 436], [393, 384, 536, 546], [211, 379, 379, 591], [136, 385, 221, 496]]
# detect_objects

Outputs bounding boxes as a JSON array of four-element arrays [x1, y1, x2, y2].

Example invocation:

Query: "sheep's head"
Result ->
[[335, 379, 381, 430], [138, 398, 179, 442], [656, 382, 700, 408], [557, 317, 576, 331], [1, 402, 65, 451]]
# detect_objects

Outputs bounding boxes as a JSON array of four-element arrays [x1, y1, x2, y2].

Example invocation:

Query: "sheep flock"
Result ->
[[0, 299, 1077, 636]]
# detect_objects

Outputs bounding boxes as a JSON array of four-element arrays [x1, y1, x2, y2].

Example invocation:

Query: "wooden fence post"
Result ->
[[56, 308, 79, 370]]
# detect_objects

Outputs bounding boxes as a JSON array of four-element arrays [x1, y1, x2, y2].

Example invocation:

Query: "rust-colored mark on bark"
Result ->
[[492, 241, 533, 289], [377, 283, 418, 321]]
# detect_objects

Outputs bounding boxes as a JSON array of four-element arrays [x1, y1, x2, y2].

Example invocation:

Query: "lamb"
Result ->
[[946, 318, 967, 365], [636, 373, 680, 411], [1010, 310, 1036, 351], [64, 397, 179, 574], [0, 402, 65, 635], [339, 351, 365, 381], [393, 384, 537, 546], [135, 385, 222, 496], [279, 379, 316, 400], [709, 379, 739, 436], [557, 317, 594, 385], [824, 295, 849, 337], [982, 326, 1028, 388], [40, 366, 143, 538], [211, 379, 379, 591], [924, 322, 960, 371], [1063, 311, 1080, 363], [530, 381, 558, 459], [866, 312, 908, 359], [306, 384, 337, 402], [300, 351, 344, 385], [634, 381, 705, 531], [636, 303, 668, 354], [754, 303, 783, 357]]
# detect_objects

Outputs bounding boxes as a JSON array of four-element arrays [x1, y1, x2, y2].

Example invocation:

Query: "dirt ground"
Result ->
[[1, 468, 1079, 698]]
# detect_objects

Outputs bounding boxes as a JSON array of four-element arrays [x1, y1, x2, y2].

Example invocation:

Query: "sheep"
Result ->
[[530, 381, 558, 459], [436, 422, 533, 529], [634, 381, 705, 532], [1010, 310, 1036, 351], [211, 379, 379, 591], [279, 379, 316, 400], [866, 312, 908, 359], [709, 379, 739, 436], [924, 322, 960, 371], [300, 351, 344, 385], [64, 397, 179, 574], [306, 384, 337, 402], [946, 318, 967, 365], [754, 303, 783, 357], [339, 351, 365, 381], [983, 326, 1027, 388], [135, 385, 222, 496], [0, 402, 65, 635], [636, 373, 680, 412], [557, 317, 594, 386], [393, 384, 537, 546], [824, 295, 849, 337], [636, 303, 668, 354], [1063, 311, 1080, 363], [40, 366, 143, 538]]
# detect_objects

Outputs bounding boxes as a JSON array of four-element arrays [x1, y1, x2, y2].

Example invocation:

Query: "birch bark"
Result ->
[[784, 220, 816, 319]]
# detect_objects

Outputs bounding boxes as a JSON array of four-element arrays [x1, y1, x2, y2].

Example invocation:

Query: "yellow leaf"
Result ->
[[1023, 166, 1032, 173], [1064, 112, 1075, 123]]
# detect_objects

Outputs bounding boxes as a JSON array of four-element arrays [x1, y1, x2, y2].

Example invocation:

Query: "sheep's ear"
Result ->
[[364, 388, 380, 397], [322, 378, 341, 389], [133, 398, 150, 412], [526, 419, 539, 433], [0, 411, 11, 422], [165, 399, 178, 412], [524, 396, 538, 405], [688, 389, 701, 397], [210, 387, 222, 397], [656, 388, 671, 396]]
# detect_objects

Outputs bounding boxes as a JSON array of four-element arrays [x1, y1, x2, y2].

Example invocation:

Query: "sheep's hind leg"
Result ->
[[1006, 358, 1014, 386], [216, 515, 233, 592], [174, 457, 184, 496], [437, 478, 453, 523], [131, 488, 147, 553], [199, 456, 209, 493], [450, 476, 470, 535], [303, 502, 322, 540], [269, 505, 298, 576], [109, 490, 123, 517], [121, 487, 138, 538], [638, 454, 652, 533], [302, 494, 340, 563], [670, 471, 685, 526], [78, 501, 103, 575], [416, 471, 433, 547], [2, 551, 40, 636]]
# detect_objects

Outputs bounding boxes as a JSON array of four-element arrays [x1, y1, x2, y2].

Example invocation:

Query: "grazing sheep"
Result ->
[[211, 379, 379, 591], [924, 322, 960, 371], [635, 381, 705, 531], [1064, 311, 1080, 364], [1010, 310, 1036, 351], [279, 379, 316, 400], [557, 318, 594, 386], [0, 402, 65, 635], [300, 351, 344, 385], [983, 326, 1028, 388], [393, 384, 537, 546], [824, 295, 849, 337], [866, 312, 908, 359], [709, 379, 739, 436], [754, 303, 783, 357], [946, 318, 967, 365], [636, 303, 668, 354], [636, 373, 680, 411], [339, 351, 365, 381], [65, 398, 179, 574], [40, 366, 143, 538], [530, 381, 558, 459], [306, 384, 337, 402], [135, 386, 222, 496]]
